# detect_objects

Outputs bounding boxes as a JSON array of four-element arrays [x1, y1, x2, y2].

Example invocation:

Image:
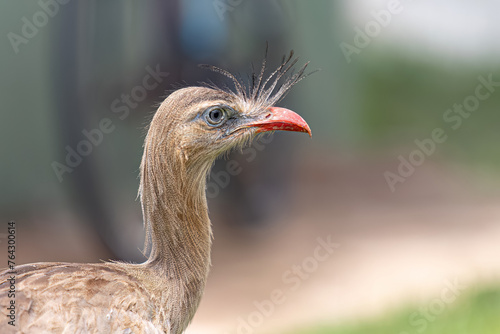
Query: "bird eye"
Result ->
[[205, 107, 227, 126]]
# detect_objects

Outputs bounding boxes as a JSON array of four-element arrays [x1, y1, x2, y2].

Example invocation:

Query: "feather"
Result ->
[[199, 47, 314, 111]]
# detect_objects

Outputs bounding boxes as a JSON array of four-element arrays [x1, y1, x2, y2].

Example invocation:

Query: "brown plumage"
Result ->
[[0, 51, 311, 333]]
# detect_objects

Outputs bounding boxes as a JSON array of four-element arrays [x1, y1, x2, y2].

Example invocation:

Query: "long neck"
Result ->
[[137, 112, 212, 331], [140, 150, 212, 277]]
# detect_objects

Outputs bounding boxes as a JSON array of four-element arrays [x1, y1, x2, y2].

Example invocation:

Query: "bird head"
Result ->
[[154, 86, 310, 165], [144, 50, 312, 177]]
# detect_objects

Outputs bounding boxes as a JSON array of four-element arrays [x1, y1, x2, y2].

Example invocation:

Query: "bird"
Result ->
[[0, 50, 311, 334]]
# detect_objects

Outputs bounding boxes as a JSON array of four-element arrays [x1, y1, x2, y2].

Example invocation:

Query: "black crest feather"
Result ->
[[199, 45, 313, 109]]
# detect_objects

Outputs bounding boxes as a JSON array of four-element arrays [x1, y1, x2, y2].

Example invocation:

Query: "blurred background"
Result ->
[[2, 0, 500, 333]]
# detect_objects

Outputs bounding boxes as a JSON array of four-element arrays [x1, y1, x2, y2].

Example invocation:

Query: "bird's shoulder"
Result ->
[[0, 262, 167, 333]]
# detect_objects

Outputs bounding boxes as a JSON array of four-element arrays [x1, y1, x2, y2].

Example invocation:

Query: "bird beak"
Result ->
[[245, 107, 312, 137]]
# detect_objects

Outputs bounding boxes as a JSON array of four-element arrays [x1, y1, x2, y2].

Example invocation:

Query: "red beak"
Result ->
[[247, 107, 312, 137]]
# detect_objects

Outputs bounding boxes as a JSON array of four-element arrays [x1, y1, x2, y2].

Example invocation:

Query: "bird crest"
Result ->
[[199, 45, 313, 110]]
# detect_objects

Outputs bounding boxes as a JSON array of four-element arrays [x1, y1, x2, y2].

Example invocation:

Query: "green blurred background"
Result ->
[[1, 1, 500, 333]]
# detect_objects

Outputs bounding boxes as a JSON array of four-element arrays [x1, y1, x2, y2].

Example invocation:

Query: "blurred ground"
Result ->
[[13, 148, 500, 333]]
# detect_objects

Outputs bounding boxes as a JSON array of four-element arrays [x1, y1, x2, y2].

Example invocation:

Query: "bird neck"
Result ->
[[138, 121, 213, 323], [142, 170, 212, 279]]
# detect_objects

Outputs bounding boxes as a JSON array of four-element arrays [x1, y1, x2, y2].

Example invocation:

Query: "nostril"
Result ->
[[265, 112, 272, 119]]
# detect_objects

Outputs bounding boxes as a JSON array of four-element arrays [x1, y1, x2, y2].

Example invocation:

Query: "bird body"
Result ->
[[0, 52, 311, 333], [3, 263, 168, 333]]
